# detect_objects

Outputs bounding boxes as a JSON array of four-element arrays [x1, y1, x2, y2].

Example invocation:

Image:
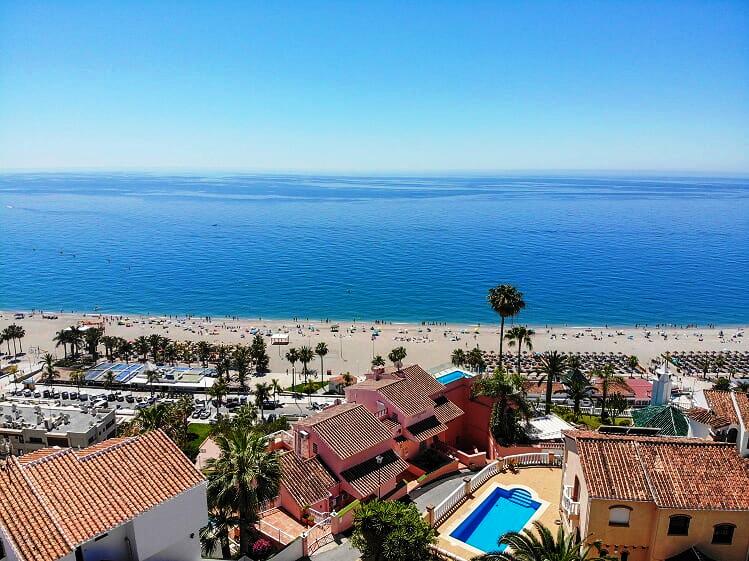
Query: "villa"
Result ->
[[560, 430, 749, 561], [0, 430, 208, 561], [687, 389, 749, 456]]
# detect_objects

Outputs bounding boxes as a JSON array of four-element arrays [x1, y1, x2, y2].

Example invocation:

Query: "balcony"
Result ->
[[562, 485, 580, 518]]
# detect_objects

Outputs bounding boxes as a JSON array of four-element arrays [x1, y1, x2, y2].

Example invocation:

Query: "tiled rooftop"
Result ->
[[734, 391, 749, 428], [279, 451, 336, 509], [568, 430, 749, 510], [339, 449, 409, 497], [703, 390, 739, 425], [298, 403, 392, 459], [0, 430, 204, 561], [684, 407, 732, 429], [433, 395, 464, 424], [406, 415, 447, 442]]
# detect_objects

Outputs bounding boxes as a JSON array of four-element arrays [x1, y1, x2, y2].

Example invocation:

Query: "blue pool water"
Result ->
[[436, 370, 472, 385], [451, 487, 541, 553], [1, 173, 748, 324]]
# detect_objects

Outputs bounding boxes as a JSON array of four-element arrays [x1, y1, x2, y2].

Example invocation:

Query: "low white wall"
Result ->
[[267, 537, 304, 561]]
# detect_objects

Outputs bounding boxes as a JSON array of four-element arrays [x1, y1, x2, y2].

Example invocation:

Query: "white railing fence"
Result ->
[[562, 485, 580, 516], [258, 518, 296, 545], [431, 451, 563, 528]]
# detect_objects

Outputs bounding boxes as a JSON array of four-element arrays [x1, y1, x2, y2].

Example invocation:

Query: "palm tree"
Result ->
[[83, 327, 104, 360], [103, 370, 116, 393], [146, 368, 160, 397], [119, 340, 134, 364], [388, 346, 407, 370], [133, 401, 171, 431], [233, 345, 252, 391], [466, 346, 487, 374], [315, 342, 329, 386], [696, 356, 713, 380], [371, 354, 385, 368], [53, 329, 70, 358], [342, 372, 355, 387], [562, 358, 593, 418], [200, 506, 234, 559], [100, 335, 118, 360], [197, 341, 213, 367], [134, 336, 150, 362], [298, 346, 314, 384], [538, 351, 567, 415], [596, 363, 628, 422], [42, 353, 59, 386], [148, 334, 164, 362], [451, 348, 466, 368], [472, 369, 532, 445], [3, 326, 17, 356], [487, 284, 526, 368], [270, 378, 282, 402], [206, 429, 282, 556], [285, 347, 299, 389], [505, 326, 535, 376], [473, 520, 610, 561], [209, 377, 228, 416], [67, 326, 84, 357], [3, 328, 15, 356], [163, 343, 178, 366], [70, 370, 85, 395], [255, 382, 271, 421]]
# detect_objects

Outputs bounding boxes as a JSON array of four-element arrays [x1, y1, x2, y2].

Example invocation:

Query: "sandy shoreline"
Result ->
[[1, 309, 746, 388]]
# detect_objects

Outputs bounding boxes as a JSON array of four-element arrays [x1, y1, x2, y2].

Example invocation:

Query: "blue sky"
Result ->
[[1, 1, 747, 173]]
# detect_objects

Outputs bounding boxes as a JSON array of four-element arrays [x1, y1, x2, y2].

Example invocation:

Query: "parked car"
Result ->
[[61, 391, 69, 400]]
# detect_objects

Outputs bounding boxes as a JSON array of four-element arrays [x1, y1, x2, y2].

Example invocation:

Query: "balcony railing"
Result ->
[[562, 485, 580, 517]]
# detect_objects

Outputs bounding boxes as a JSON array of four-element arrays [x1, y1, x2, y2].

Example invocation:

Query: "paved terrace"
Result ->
[[430, 454, 563, 561]]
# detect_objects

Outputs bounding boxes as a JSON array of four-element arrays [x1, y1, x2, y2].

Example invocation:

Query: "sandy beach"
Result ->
[[1, 309, 746, 388]]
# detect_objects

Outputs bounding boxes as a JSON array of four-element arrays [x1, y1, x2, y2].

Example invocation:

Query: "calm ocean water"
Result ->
[[1, 173, 747, 326]]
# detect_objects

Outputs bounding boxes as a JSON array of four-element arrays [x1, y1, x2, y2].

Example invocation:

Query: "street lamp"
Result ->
[[376, 454, 384, 499]]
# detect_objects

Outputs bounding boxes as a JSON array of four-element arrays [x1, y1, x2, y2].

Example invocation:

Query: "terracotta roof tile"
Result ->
[[684, 407, 732, 429], [703, 390, 739, 424], [298, 403, 391, 460], [733, 392, 749, 428], [433, 396, 464, 424], [279, 452, 336, 509], [0, 431, 205, 561], [568, 430, 749, 510]]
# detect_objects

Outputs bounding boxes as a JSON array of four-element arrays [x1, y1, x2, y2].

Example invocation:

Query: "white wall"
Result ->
[[80, 522, 133, 561], [132, 482, 208, 561], [687, 419, 712, 439], [266, 538, 304, 561]]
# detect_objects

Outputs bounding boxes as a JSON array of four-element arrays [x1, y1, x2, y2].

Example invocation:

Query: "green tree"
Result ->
[[146, 368, 160, 397], [103, 370, 116, 392], [67, 326, 85, 357], [255, 382, 271, 421], [562, 358, 593, 418], [200, 506, 234, 560], [352, 499, 436, 561], [250, 334, 270, 373], [388, 346, 407, 370], [538, 351, 567, 415], [505, 326, 535, 376], [206, 429, 281, 556], [233, 345, 252, 391], [472, 369, 532, 445], [42, 353, 59, 386], [372, 354, 386, 368], [53, 329, 71, 358], [209, 377, 229, 416], [285, 347, 299, 388], [118, 340, 134, 364], [487, 284, 526, 368], [69, 369, 85, 395], [134, 336, 150, 362], [197, 340, 213, 367], [451, 348, 466, 367], [713, 377, 731, 391], [100, 335, 118, 360], [466, 346, 487, 374], [298, 346, 315, 384], [315, 342, 329, 386], [84, 327, 104, 360], [597, 363, 628, 422], [473, 521, 612, 561], [607, 393, 629, 424], [271, 378, 281, 402]]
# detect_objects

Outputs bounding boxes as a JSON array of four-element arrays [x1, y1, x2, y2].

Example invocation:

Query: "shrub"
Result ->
[[251, 537, 273, 559]]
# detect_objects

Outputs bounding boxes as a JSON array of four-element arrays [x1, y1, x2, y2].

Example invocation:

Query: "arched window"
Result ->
[[608, 505, 632, 526], [668, 515, 691, 536], [712, 523, 735, 545], [727, 428, 738, 443]]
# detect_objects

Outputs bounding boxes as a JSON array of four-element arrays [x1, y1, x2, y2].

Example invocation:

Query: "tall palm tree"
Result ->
[[466, 346, 487, 374], [9, 324, 26, 354], [100, 335, 118, 360], [342, 372, 355, 387], [505, 326, 535, 376], [200, 506, 234, 560], [451, 348, 466, 368], [487, 284, 526, 368], [67, 326, 85, 357], [255, 382, 271, 421], [270, 378, 282, 402], [197, 341, 213, 367], [103, 370, 116, 393], [315, 342, 329, 386], [84, 327, 104, 360], [118, 340, 134, 364], [596, 363, 628, 422], [473, 521, 611, 561], [42, 353, 59, 386], [209, 377, 228, 417], [3, 326, 17, 356], [134, 336, 150, 362], [206, 429, 282, 556], [562, 356, 593, 418], [3, 328, 15, 356], [133, 401, 171, 431], [285, 347, 299, 388], [233, 345, 252, 391], [70, 370, 85, 395], [388, 346, 407, 370], [146, 368, 160, 397], [148, 334, 164, 362], [538, 351, 567, 415], [298, 346, 314, 384], [163, 343, 178, 366], [472, 369, 532, 445], [53, 329, 70, 358]]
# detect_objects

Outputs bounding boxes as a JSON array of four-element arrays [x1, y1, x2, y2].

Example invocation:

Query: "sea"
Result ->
[[1, 173, 747, 326]]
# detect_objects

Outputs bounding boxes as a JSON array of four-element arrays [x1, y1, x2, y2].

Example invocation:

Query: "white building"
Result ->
[[0, 430, 207, 561], [0, 401, 116, 458]]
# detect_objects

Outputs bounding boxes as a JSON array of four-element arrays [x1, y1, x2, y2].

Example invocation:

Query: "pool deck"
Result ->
[[434, 467, 562, 560]]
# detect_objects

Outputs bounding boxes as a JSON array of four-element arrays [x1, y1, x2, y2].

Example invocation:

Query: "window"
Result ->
[[620, 552, 629, 561], [608, 506, 632, 527], [668, 515, 691, 536], [312, 443, 318, 454], [28, 437, 43, 444], [712, 524, 735, 545]]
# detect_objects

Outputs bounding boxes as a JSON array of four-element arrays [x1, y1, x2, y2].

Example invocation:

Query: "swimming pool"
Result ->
[[436, 370, 472, 385], [450, 486, 541, 553]]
